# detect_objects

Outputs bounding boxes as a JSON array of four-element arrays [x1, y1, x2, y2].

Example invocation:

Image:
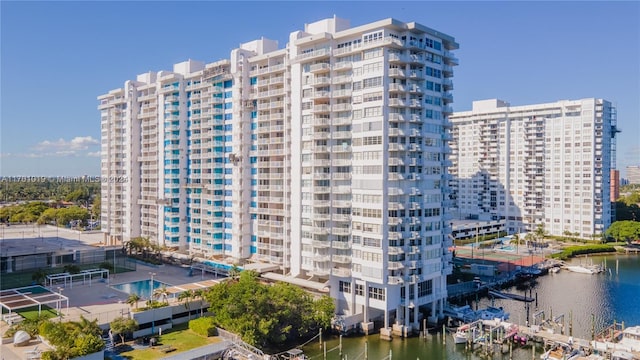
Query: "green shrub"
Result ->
[[189, 317, 216, 337], [550, 244, 616, 260]]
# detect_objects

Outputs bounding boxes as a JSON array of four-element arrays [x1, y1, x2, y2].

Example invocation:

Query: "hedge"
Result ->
[[549, 244, 616, 260], [189, 317, 216, 337]]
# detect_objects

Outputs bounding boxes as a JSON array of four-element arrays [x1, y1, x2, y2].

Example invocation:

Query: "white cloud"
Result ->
[[86, 151, 101, 157], [35, 136, 99, 151]]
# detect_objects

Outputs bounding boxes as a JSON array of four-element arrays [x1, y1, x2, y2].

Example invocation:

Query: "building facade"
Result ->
[[449, 99, 616, 238], [100, 17, 458, 329], [627, 166, 640, 185]]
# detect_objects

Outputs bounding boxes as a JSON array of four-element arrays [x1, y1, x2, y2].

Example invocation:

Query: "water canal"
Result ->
[[303, 254, 640, 359]]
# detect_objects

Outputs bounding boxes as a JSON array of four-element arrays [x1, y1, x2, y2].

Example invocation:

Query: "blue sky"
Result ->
[[1, 1, 638, 177]]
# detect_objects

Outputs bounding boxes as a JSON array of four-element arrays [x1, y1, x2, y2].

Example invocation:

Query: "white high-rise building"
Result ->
[[99, 17, 458, 329], [449, 99, 615, 238]]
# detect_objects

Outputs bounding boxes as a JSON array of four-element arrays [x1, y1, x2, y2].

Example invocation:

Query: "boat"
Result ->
[[549, 267, 561, 274], [565, 265, 599, 274], [618, 326, 640, 352], [282, 349, 309, 360], [478, 306, 509, 321], [540, 343, 574, 360], [453, 324, 471, 344], [611, 351, 635, 360], [443, 304, 478, 323]]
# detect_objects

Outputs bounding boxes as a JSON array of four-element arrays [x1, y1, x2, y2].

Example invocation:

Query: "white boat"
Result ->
[[478, 306, 509, 321], [618, 326, 640, 352], [565, 265, 597, 274], [540, 343, 574, 360], [453, 324, 472, 344], [611, 351, 635, 360]]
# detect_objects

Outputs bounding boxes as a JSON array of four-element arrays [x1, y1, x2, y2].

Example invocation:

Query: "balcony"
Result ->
[[296, 48, 330, 61], [443, 64, 454, 77], [444, 51, 459, 66], [389, 113, 407, 122], [313, 90, 330, 100], [388, 53, 407, 63], [314, 76, 331, 86], [332, 255, 351, 264], [389, 69, 406, 78], [312, 240, 330, 248], [332, 103, 352, 112], [332, 89, 352, 98], [331, 268, 351, 277], [388, 276, 404, 285], [333, 61, 352, 71], [388, 261, 404, 270], [332, 75, 352, 85], [309, 63, 331, 73], [312, 104, 331, 113], [389, 83, 407, 93], [389, 98, 407, 107]]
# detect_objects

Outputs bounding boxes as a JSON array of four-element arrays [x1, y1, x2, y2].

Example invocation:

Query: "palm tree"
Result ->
[[178, 290, 194, 320], [193, 289, 206, 316], [126, 293, 141, 310], [72, 316, 102, 337], [153, 285, 170, 305], [31, 269, 47, 285], [227, 265, 241, 281]]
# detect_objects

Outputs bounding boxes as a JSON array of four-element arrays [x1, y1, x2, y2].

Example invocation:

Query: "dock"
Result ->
[[488, 289, 535, 302], [455, 320, 640, 359]]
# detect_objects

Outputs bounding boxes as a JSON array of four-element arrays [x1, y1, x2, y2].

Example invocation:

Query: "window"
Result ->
[[363, 48, 383, 60], [363, 31, 382, 43], [339, 281, 351, 293], [355, 284, 364, 296], [363, 92, 383, 102], [368, 286, 385, 300], [363, 77, 382, 88], [364, 107, 382, 117]]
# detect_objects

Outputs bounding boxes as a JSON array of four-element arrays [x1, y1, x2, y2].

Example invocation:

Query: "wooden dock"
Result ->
[[461, 320, 640, 359]]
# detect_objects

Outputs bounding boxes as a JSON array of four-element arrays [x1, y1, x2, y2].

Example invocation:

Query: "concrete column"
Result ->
[[363, 281, 369, 324], [404, 284, 409, 328], [413, 281, 419, 329], [6, 256, 12, 273]]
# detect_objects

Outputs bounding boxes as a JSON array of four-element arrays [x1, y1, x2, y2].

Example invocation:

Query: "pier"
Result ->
[[453, 319, 640, 359]]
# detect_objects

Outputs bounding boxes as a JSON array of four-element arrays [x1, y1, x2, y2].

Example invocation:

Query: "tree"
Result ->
[[178, 290, 194, 320], [193, 289, 206, 316], [92, 195, 101, 218], [205, 270, 335, 348], [110, 317, 138, 345], [227, 265, 241, 280], [126, 293, 141, 310], [32, 269, 47, 285], [63, 264, 81, 274], [605, 221, 640, 243], [534, 223, 546, 241], [153, 285, 170, 304]]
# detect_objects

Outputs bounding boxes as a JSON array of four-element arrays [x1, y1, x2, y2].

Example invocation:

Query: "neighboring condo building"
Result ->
[[99, 17, 458, 330], [449, 99, 616, 238], [627, 165, 640, 185]]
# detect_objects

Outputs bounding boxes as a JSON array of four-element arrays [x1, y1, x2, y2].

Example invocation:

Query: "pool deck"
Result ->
[[0, 261, 225, 359]]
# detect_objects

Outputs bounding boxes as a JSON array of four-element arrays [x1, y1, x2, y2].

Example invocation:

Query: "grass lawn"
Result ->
[[1, 305, 58, 320], [118, 323, 221, 360]]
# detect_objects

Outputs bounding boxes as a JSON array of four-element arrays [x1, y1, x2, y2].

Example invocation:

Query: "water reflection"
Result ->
[[303, 255, 639, 360]]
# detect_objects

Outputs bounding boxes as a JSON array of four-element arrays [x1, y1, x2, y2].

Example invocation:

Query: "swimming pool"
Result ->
[[111, 279, 171, 299]]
